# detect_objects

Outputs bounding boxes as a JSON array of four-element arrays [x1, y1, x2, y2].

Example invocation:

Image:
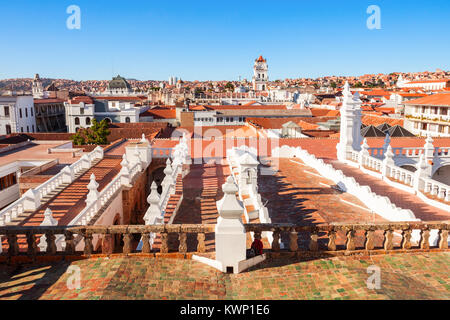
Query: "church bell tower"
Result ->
[[252, 56, 268, 91]]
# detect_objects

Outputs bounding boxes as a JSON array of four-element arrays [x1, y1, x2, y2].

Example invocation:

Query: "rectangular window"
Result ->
[[80, 107, 84, 115], [5, 125, 11, 135], [25, 108, 28, 117], [4, 106, 9, 117], [19, 109, 22, 118], [0, 173, 17, 191]]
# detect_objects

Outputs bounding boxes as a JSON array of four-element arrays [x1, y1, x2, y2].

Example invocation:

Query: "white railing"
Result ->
[[349, 148, 450, 205], [386, 165, 415, 187], [422, 178, 450, 201], [0, 147, 105, 226], [34, 171, 66, 200], [392, 147, 424, 158], [0, 197, 26, 226], [34, 147, 104, 201], [360, 154, 383, 172]]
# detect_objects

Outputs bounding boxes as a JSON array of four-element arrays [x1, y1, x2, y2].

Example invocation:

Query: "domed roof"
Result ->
[[108, 75, 131, 90]]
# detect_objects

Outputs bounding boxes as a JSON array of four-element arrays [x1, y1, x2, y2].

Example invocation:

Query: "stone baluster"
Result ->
[[327, 229, 337, 251], [364, 230, 375, 250], [179, 232, 187, 254], [309, 230, 319, 252], [45, 231, 57, 255], [7, 234, 19, 256], [383, 229, 394, 250], [142, 233, 151, 253], [64, 231, 75, 255], [26, 232, 38, 258], [345, 229, 355, 251], [83, 232, 93, 255], [160, 232, 169, 253], [197, 233, 206, 253], [401, 229, 412, 249], [438, 229, 448, 250], [289, 229, 298, 252], [271, 230, 281, 252], [420, 229, 430, 249], [123, 233, 132, 254]]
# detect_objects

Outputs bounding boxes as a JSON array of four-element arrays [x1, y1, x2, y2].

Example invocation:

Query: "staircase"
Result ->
[[6, 158, 102, 227]]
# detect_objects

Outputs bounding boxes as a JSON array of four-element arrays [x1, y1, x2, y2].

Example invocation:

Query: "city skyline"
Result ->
[[1, 0, 449, 81]]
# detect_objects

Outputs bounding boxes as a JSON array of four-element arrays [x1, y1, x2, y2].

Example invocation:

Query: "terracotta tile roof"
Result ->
[[309, 109, 340, 117], [297, 120, 319, 130], [140, 109, 176, 119], [404, 93, 450, 106], [361, 115, 404, 127], [34, 98, 65, 104], [69, 96, 94, 104]]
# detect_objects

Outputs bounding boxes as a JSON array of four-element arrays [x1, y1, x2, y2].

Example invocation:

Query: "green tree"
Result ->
[[84, 119, 110, 145], [330, 82, 337, 88], [71, 130, 86, 146], [225, 82, 235, 92]]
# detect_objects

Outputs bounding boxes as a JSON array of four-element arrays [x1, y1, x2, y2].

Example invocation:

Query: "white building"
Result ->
[[404, 93, 450, 137], [252, 56, 268, 91], [65, 96, 148, 133], [0, 95, 36, 135], [397, 75, 450, 91]]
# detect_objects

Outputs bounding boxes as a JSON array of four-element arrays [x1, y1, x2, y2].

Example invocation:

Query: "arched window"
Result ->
[[75, 127, 80, 132], [105, 118, 112, 124], [86, 117, 91, 125], [74, 117, 80, 125], [125, 117, 130, 123]]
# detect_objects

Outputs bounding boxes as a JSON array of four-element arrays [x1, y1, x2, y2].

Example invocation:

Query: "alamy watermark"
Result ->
[[66, 265, 81, 290], [366, 5, 381, 30], [66, 5, 81, 30], [366, 265, 381, 290]]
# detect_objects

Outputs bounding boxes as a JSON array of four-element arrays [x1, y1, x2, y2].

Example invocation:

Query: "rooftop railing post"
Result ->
[[215, 176, 246, 274]]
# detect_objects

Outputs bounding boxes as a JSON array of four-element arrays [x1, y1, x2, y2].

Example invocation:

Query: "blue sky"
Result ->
[[0, 0, 449, 81]]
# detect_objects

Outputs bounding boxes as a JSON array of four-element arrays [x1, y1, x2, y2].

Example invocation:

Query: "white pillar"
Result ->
[[86, 174, 99, 206], [120, 154, 131, 185], [336, 82, 363, 161], [215, 176, 246, 274], [414, 154, 432, 191], [382, 145, 395, 177], [144, 182, 162, 225], [359, 138, 370, 166]]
